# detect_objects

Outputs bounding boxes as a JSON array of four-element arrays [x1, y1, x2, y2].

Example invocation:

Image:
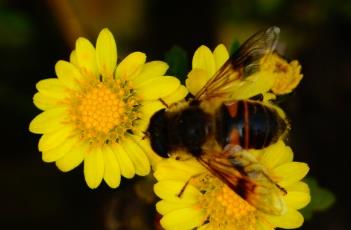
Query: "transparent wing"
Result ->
[[195, 26, 280, 102], [199, 144, 286, 215]]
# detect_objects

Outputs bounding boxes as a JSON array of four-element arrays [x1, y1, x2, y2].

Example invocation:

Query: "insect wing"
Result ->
[[199, 145, 286, 215], [195, 26, 280, 102]]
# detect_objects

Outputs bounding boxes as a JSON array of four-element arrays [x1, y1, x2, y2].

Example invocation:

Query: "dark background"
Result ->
[[1, 0, 350, 229]]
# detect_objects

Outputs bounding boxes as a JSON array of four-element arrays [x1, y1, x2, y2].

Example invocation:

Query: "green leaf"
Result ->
[[256, 0, 283, 15], [229, 39, 240, 56], [301, 177, 336, 220], [0, 7, 33, 46], [164, 46, 189, 84]]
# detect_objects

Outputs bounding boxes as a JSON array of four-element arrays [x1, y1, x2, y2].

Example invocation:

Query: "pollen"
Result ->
[[68, 78, 140, 146], [194, 174, 257, 230]]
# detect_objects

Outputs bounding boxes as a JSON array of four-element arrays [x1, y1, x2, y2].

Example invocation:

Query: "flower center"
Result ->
[[68, 78, 140, 146], [79, 84, 124, 133], [194, 174, 257, 230]]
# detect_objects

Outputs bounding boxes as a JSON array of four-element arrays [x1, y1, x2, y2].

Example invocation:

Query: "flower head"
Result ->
[[29, 28, 186, 188], [261, 53, 303, 95], [154, 141, 310, 230]]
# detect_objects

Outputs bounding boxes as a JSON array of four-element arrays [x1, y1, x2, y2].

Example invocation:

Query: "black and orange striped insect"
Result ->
[[147, 26, 288, 215]]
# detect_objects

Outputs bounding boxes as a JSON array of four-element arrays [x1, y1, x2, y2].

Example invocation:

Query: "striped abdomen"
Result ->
[[215, 100, 287, 149]]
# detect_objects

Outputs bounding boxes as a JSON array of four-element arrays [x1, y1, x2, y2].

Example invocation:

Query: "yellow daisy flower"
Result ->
[[185, 44, 277, 100], [185, 44, 302, 100], [154, 141, 310, 230], [29, 28, 186, 189], [261, 53, 303, 95]]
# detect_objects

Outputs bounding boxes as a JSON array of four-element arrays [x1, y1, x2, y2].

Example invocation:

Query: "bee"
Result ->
[[147, 27, 288, 215]]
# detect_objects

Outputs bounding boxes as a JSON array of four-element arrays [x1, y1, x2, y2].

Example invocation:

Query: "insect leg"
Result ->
[[158, 98, 169, 108], [177, 173, 204, 198]]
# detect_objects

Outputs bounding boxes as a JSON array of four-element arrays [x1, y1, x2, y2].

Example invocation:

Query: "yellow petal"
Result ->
[[84, 147, 104, 189], [259, 141, 293, 169], [264, 207, 304, 229], [29, 107, 67, 134], [110, 143, 135, 178], [56, 140, 88, 172], [273, 162, 309, 187], [136, 76, 180, 100], [102, 145, 121, 188], [284, 182, 311, 209], [257, 221, 275, 230], [96, 28, 117, 79], [115, 52, 146, 80], [42, 134, 79, 162], [283, 190, 311, 210], [213, 44, 229, 69], [154, 180, 201, 202], [135, 118, 150, 133], [139, 100, 165, 121], [198, 224, 211, 230], [154, 158, 205, 181], [38, 125, 74, 152], [55, 60, 82, 90], [135, 137, 162, 169], [185, 68, 210, 96], [160, 207, 205, 230], [70, 50, 79, 67], [75, 37, 98, 78], [121, 136, 150, 176], [229, 71, 276, 100], [156, 200, 195, 215], [162, 85, 188, 105], [36, 78, 67, 99], [33, 92, 60, 110], [286, 181, 310, 193], [192, 45, 216, 76], [133, 61, 169, 86]]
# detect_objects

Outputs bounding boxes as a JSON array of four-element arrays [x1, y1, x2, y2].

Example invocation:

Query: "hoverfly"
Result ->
[[147, 26, 288, 215]]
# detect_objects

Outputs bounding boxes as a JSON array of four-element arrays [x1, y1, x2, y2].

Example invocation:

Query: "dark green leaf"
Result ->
[[164, 46, 189, 84], [0, 7, 33, 46], [301, 177, 336, 220], [229, 39, 240, 56]]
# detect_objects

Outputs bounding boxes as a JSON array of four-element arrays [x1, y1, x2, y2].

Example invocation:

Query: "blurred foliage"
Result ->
[[102, 176, 157, 230], [0, 7, 33, 46], [164, 46, 189, 84], [256, 0, 283, 15], [229, 38, 240, 55], [301, 177, 336, 221]]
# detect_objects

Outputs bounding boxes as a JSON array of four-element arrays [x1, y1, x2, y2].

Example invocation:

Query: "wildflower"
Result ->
[[29, 28, 185, 188], [261, 53, 303, 95], [185, 44, 277, 100], [154, 141, 310, 230]]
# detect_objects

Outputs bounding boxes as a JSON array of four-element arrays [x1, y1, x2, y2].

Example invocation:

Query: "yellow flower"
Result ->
[[154, 141, 310, 230], [261, 53, 303, 95], [185, 44, 277, 100], [29, 28, 186, 189]]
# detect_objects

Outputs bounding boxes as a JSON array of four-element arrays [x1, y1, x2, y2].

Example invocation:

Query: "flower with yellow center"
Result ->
[[29, 28, 187, 189], [154, 141, 310, 230], [185, 44, 302, 99]]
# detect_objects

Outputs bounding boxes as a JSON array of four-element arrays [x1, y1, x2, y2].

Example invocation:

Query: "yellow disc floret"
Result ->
[[79, 83, 123, 133], [194, 174, 257, 230], [69, 78, 140, 146]]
